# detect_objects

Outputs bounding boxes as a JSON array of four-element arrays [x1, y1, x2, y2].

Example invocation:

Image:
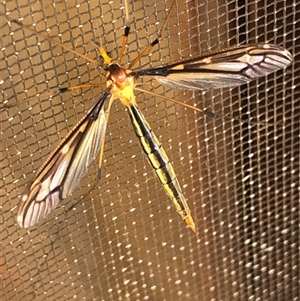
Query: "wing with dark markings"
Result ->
[[133, 44, 292, 90], [17, 89, 111, 228]]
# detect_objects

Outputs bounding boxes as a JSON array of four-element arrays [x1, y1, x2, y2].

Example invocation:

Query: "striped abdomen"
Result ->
[[126, 103, 196, 232]]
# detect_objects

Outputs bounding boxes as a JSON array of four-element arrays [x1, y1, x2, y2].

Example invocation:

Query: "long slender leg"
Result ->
[[117, 0, 176, 68], [98, 95, 115, 171], [7, 18, 99, 65], [118, 0, 131, 64], [128, 0, 176, 69], [134, 86, 216, 117], [59, 83, 106, 93]]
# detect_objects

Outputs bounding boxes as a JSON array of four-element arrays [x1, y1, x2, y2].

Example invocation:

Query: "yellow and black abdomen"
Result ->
[[126, 103, 196, 232]]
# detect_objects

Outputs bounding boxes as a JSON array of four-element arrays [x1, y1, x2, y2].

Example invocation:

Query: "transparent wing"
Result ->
[[134, 44, 292, 90], [17, 89, 111, 228]]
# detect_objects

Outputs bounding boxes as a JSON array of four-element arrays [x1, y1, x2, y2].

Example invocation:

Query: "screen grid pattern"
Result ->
[[1, 0, 299, 300]]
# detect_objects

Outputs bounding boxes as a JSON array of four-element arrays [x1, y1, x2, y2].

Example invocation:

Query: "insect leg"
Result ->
[[59, 83, 106, 93], [127, 0, 176, 69], [118, 0, 131, 64], [97, 95, 115, 172], [7, 17, 99, 65]]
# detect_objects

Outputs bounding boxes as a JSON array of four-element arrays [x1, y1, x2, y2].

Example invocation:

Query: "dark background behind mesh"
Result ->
[[1, 0, 299, 300]]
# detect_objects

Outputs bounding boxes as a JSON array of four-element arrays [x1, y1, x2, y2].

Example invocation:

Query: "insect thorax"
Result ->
[[107, 63, 136, 105]]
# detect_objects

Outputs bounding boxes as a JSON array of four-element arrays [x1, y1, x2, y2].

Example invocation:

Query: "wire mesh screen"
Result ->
[[1, 0, 299, 300]]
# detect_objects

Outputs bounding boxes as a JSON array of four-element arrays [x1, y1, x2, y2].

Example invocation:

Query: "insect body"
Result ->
[[17, 46, 196, 231], [14, 6, 292, 231], [106, 58, 195, 231]]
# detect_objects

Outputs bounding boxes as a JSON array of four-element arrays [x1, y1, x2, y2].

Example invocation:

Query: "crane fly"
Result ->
[[14, 0, 292, 231]]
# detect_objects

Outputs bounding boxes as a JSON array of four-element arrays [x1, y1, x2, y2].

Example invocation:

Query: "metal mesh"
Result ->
[[1, 0, 299, 300]]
